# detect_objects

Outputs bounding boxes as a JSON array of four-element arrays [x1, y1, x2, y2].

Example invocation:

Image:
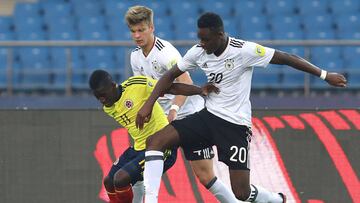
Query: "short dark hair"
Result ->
[[197, 12, 224, 32], [89, 69, 112, 90]]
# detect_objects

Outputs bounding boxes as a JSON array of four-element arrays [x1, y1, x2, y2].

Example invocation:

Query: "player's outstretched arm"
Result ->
[[167, 82, 220, 96], [270, 50, 347, 87], [136, 65, 183, 129]]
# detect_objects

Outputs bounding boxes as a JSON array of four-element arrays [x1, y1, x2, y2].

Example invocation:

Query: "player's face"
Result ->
[[129, 21, 154, 47], [198, 28, 222, 54], [93, 83, 118, 107]]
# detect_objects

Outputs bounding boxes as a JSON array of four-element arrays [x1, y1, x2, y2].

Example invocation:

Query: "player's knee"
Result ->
[[113, 170, 131, 188], [103, 175, 114, 191], [145, 133, 163, 150]]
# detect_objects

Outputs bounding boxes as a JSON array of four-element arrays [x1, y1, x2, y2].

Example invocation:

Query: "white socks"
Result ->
[[207, 177, 241, 203], [132, 181, 144, 203], [247, 184, 283, 203], [144, 150, 164, 203]]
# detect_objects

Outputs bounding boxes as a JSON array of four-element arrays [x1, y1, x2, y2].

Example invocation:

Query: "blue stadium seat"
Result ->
[[297, 0, 329, 15], [82, 47, 115, 69], [50, 47, 85, 88], [0, 30, 14, 40], [241, 29, 272, 40], [337, 30, 360, 39], [334, 13, 360, 31], [273, 28, 304, 40], [265, 0, 296, 16], [234, 0, 264, 17], [239, 15, 268, 33], [169, 1, 199, 18], [16, 30, 46, 41], [281, 68, 305, 88], [77, 16, 106, 32], [48, 30, 78, 40], [79, 30, 109, 41], [0, 48, 8, 69], [305, 30, 336, 39], [252, 66, 281, 88], [154, 18, 174, 39], [346, 71, 360, 88], [270, 15, 301, 32], [14, 16, 43, 32], [174, 16, 197, 40], [45, 16, 76, 33], [200, 0, 233, 18], [17, 47, 51, 87], [329, 0, 360, 15], [342, 46, 360, 61], [104, 0, 131, 18], [302, 14, 333, 31], [142, 0, 169, 17], [0, 16, 13, 31], [72, 0, 101, 17], [14, 2, 40, 17], [311, 46, 341, 62], [222, 18, 238, 37], [41, 1, 72, 20]]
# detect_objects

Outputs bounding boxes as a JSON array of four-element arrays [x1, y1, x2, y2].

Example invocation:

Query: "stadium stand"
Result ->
[[0, 0, 359, 93]]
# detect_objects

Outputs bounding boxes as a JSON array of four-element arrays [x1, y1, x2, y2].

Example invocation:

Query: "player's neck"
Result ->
[[214, 36, 229, 57], [142, 35, 156, 57]]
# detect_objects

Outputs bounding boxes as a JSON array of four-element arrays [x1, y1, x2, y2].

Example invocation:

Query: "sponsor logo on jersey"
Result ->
[[255, 45, 266, 56], [202, 63, 208, 69], [148, 81, 153, 87], [225, 58, 235, 70], [124, 99, 133, 109]]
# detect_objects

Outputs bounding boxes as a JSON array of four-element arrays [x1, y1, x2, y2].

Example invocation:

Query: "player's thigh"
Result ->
[[172, 109, 213, 157], [211, 120, 252, 170], [146, 125, 181, 151]]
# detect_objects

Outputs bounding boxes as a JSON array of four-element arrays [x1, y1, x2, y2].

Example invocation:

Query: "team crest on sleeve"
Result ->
[[255, 45, 266, 56], [148, 81, 153, 87], [152, 60, 166, 74], [224, 58, 235, 70], [124, 99, 133, 109]]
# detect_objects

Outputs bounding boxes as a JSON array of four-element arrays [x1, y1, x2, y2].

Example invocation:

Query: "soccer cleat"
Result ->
[[278, 193, 286, 203]]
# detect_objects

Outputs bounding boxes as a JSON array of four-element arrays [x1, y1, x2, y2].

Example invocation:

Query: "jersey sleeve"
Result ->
[[130, 52, 142, 76], [241, 41, 275, 68], [177, 45, 200, 72], [163, 45, 182, 70]]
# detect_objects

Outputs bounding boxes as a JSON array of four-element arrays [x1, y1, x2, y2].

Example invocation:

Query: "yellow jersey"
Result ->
[[103, 76, 168, 150]]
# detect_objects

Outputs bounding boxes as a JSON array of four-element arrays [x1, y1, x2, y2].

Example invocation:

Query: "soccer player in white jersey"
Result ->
[[136, 12, 347, 203], [125, 6, 239, 203]]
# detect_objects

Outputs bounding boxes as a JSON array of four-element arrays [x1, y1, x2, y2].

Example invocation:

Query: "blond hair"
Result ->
[[125, 5, 153, 26]]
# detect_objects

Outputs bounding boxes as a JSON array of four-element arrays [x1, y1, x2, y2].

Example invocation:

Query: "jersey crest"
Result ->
[[224, 58, 235, 70], [152, 60, 166, 74], [124, 99, 133, 109]]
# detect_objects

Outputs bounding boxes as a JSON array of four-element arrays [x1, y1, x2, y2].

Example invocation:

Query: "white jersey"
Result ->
[[177, 37, 275, 127], [130, 37, 204, 119]]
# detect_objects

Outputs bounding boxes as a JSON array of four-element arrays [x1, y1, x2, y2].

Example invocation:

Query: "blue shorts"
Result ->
[[107, 147, 177, 185]]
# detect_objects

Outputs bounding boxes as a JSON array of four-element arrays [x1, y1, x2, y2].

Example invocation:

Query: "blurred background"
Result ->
[[0, 0, 359, 108]]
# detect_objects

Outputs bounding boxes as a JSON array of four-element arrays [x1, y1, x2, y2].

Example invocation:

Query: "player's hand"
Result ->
[[136, 103, 153, 130], [201, 83, 220, 96], [167, 110, 177, 122], [325, 72, 347, 87]]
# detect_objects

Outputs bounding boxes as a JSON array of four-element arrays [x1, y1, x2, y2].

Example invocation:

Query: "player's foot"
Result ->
[[278, 193, 286, 203]]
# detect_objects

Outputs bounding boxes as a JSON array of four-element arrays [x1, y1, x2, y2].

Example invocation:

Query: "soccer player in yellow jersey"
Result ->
[[89, 69, 218, 203]]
